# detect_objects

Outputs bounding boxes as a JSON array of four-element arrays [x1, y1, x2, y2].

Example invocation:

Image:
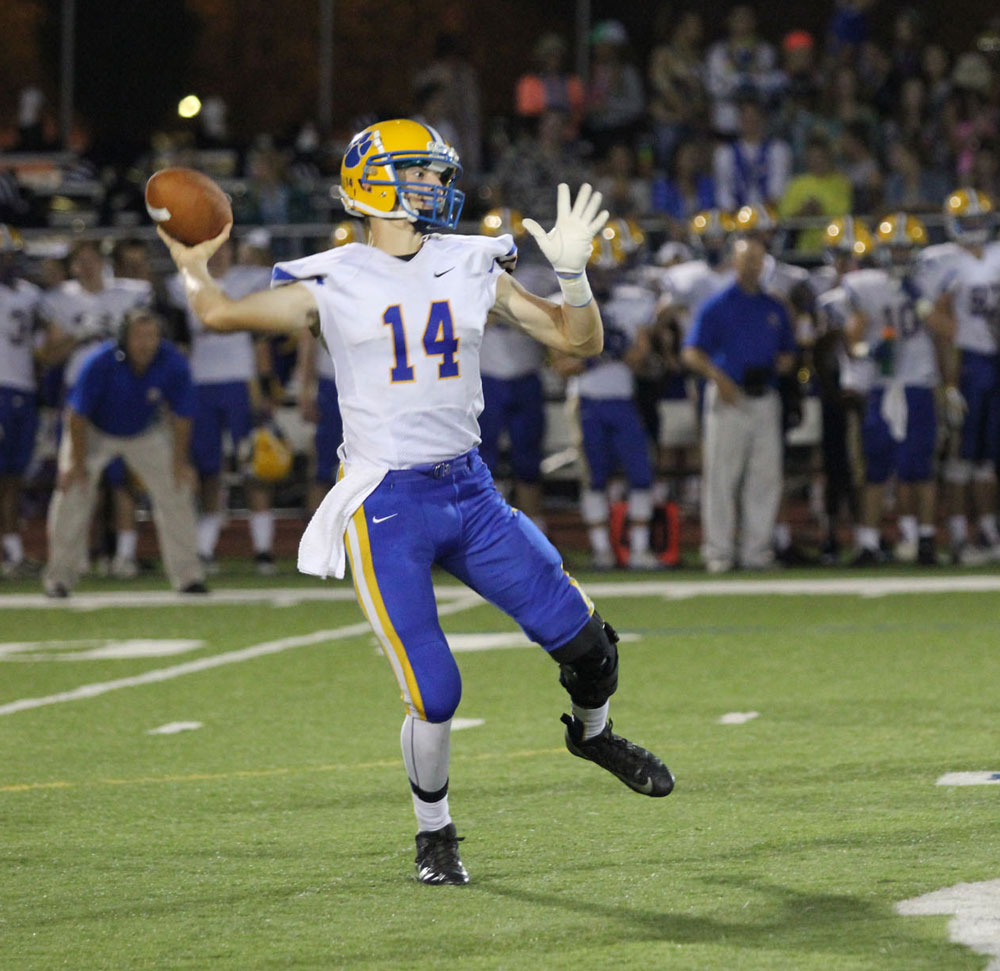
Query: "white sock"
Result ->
[[856, 526, 879, 550], [918, 523, 936, 539], [629, 524, 650, 554], [573, 701, 609, 740], [979, 514, 1000, 545], [115, 529, 137, 562], [401, 715, 451, 794], [898, 516, 918, 546], [589, 527, 612, 555], [249, 511, 274, 555], [652, 480, 669, 504], [949, 515, 968, 547], [2, 533, 23, 564], [774, 522, 791, 551], [411, 791, 451, 833], [197, 513, 223, 559]]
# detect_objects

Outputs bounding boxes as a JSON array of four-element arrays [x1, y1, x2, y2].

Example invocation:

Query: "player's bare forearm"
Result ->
[[491, 272, 603, 356]]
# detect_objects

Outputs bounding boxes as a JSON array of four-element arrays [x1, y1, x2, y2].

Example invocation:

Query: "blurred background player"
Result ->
[[0, 226, 42, 577], [478, 207, 553, 533], [166, 238, 277, 574], [919, 189, 1000, 564], [555, 218, 660, 569], [844, 213, 947, 566], [811, 216, 875, 562], [38, 239, 152, 578], [682, 234, 796, 572], [296, 222, 348, 514]]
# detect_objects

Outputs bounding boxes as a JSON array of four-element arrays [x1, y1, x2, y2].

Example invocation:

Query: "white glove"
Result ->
[[523, 183, 609, 276], [944, 384, 967, 429]]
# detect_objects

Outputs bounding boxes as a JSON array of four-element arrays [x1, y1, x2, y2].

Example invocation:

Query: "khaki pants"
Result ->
[[45, 421, 203, 591], [701, 384, 783, 570]]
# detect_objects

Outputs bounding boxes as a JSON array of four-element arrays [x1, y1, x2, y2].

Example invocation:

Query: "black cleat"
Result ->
[[180, 581, 209, 594], [562, 714, 674, 797], [917, 537, 938, 566], [849, 547, 882, 567], [414, 823, 469, 885]]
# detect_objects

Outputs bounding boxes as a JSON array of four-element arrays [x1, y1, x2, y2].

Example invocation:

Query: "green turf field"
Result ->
[[1, 568, 998, 970]]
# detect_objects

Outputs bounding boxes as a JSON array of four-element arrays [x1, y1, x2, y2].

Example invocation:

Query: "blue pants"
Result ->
[[344, 450, 592, 722], [479, 374, 544, 483], [191, 381, 253, 477], [957, 349, 999, 463], [0, 387, 38, 476], [315, 377, 343, 484], [863, 386, 936, 483], [579, 397, 654, 490]]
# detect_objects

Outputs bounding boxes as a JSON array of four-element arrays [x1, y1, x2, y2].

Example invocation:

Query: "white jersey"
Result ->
[[167, 264, 272, 384], [810, 264, 840, 298], [656, 259, 732, 337], [815, 284, 874, 394], [917, 242, 1000, 355], [41, 278, 152, 388], [761, 254, 811, 303], [843, 268, 939, 388], [574, 282, 656, 399], [273, 233, 515, 468], [480, 260, 553, 379], [0, 278, 42, 392]]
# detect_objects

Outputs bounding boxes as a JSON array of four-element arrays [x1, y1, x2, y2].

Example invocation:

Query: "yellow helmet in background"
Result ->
[[589, 217, 646, 269], [250, 426, 293, 482], [823, 216, 874, 258], [479, 207, 525, 238], [0, 224, 25, 252], [875, 212, 928, 248], [330, 220, 363, 247], [338, 118, 465, 229], [689, 209, 735, 241], [734, 202, 779, 234], [944, 188, 995, 245]]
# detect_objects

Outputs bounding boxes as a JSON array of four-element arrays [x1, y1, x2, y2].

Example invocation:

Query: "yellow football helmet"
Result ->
[[589, 217, 646, 269], [250, 426, 292, 482], [479, 207, 525, 238], [330, 220, 364, 247], [875, 212, 928, 248], [0, 224, 24, 252], [944, 188, 995, 245], [339, 118, 464, 229], [689, 209, 735, 241], [823, 216, 874, 258], [734, 203, 779, 234]]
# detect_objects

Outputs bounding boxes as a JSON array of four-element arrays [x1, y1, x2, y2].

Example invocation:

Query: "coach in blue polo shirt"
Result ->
[[43, 308, 206, 596], [682, 235, 796, 572]]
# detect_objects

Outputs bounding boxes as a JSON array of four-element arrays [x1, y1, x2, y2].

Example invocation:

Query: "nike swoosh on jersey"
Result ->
[[433, 267, 455, 277], [372, 514, 399, 524]]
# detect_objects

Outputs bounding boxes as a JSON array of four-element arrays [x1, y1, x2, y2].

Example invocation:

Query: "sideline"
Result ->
[[2, 574, 1000, 610]]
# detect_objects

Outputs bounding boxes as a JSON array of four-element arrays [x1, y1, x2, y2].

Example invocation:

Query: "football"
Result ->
[[145, 167, 232, 246]]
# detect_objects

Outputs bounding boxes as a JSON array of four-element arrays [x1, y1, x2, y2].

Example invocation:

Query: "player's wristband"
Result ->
[[556, 270, 594, 308]]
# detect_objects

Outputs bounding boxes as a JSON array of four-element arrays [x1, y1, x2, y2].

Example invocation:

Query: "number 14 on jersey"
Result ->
[[384, 301, 460, 383]]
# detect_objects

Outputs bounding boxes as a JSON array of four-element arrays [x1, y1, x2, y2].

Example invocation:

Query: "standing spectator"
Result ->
[[43, 309, 205, 597], [651, 139, 717, 230], [0, 226, 42, 577], [583, 20, 645, 159], [704, 5, 780, 137], [682, 235, 797, 572], [594, 142, 652, 218], [839, 121, 883, 215], [882, 140, 949, 214], [826, 0, 873, 62], [778, 131, 852, 256], [515, 34, 585, 140], [921, 44, 953, 115], [646, 9, 707, 166], [712, 92, 792, 211], [945, 54, 998, 182]]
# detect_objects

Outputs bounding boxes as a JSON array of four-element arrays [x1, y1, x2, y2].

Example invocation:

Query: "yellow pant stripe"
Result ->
[[346, 503, 426, 720]]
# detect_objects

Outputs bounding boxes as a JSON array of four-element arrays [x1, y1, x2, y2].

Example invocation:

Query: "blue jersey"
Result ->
[[69, 339, 194, 436], [685, 282, 795, 385]]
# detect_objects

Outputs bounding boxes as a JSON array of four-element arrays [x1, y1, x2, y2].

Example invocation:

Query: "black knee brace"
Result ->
[[548, 612, 619, 708]]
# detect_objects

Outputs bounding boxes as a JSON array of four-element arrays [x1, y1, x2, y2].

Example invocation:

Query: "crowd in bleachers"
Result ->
[[2, 5, 1000, 583]]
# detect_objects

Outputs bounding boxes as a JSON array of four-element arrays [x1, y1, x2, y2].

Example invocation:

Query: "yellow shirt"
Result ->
[[778, 174, 852, 254]]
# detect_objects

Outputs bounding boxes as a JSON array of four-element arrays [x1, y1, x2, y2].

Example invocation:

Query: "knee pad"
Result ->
[[944, 457, 973, 485], [581, 489, 609, 526], [548, 612, 619, 708], [973, 461, 996, 484]]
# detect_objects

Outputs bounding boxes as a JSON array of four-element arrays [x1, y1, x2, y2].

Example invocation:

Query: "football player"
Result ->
[[0, 226, 42, 577], [843, 214, 947, 565], [918, 189, 1000, 564], [157, 119, 674, 886]]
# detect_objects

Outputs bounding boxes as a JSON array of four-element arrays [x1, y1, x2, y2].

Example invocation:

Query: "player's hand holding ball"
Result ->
[[146, 167, 234, 270]]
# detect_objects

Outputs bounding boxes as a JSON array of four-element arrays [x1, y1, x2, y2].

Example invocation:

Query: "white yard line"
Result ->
[[898, 881, 1000, 970], [0, 593, 482, 717], [3, 575, 1000, 611]]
